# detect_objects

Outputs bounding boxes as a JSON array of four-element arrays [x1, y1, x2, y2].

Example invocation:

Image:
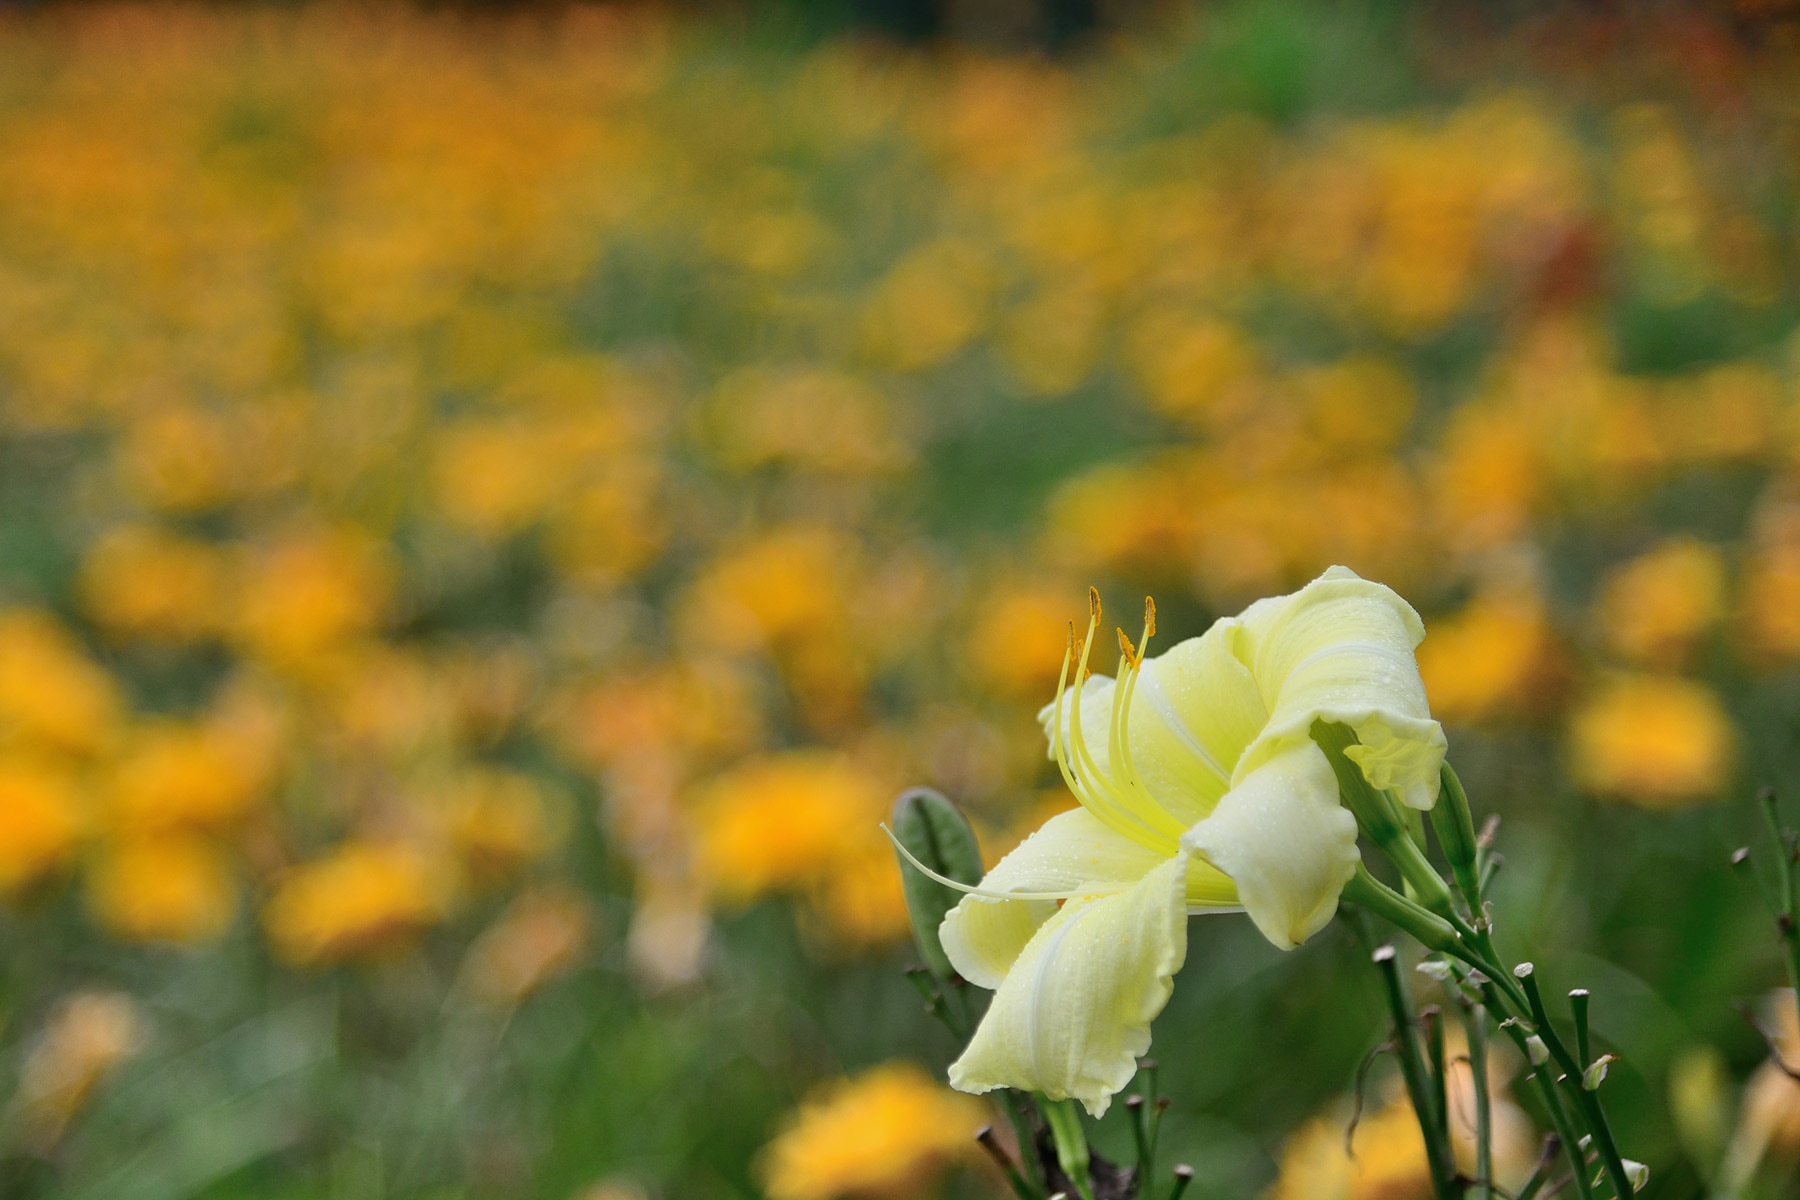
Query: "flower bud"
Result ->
[[890, 787, 984, 981]]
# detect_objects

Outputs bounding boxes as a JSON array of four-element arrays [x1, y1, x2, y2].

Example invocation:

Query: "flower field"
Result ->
[[1, 2, 1800, 1197]]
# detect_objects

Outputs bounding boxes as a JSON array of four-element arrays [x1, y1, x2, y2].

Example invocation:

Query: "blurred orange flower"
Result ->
[[87, 835, 238, 944], [1595, 538, 1726, 668], [1569, 675, 1736, 806], [1419, 592, 1560, 725], [0, 757, 87, 898], [264, 842, 447, 967], [0, 610, 121, 756], [692, 752, 886, 904], [760, 1063, 983, 1200]]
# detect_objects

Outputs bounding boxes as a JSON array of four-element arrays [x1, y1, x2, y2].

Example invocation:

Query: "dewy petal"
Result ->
[[1038, 622, 1268, 827], [1238, 565, 1447, 810], [948, 854, 1188, 1117], [1181, 737, 1359, 950], [940, 808, 1172, 989]]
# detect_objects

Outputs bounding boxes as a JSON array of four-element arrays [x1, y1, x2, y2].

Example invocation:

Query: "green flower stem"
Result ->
[[1315, 722, 1456, 916], [1043, 1098, 1096, 1200], [1343, 866, 1461, 957], [1371, 945, 1460, 1200], [997, 1093, 1045, 1194], [1467, 1003, 1494, 1200], [1361, 878, 1607, 1200], [1425, 1007, 1449, 1149], [1481, 989, 1595, 1200], [1515, 966, 1634, 1199], [1125, 1097, 1152, 1200], [977, 1125, 1041, 1200], [1755, 790, 1800, 1041]]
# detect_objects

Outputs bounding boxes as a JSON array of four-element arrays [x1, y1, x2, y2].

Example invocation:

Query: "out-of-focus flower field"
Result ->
[[4, 2, 1800, 1197]]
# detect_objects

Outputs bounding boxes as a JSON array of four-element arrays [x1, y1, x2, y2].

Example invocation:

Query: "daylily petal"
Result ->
[[940, 808, 1170, 989], [1239, 565, 1447, 810], [1037, 621, 1267, 827], [1182, 737, 1359, 950], [947, 854, 1188, 1117]]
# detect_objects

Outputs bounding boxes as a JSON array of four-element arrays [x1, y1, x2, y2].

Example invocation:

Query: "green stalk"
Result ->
[[1043, 1099, 1096, 1200], [1757, 790, 1800, 1042], [996, 1093, 1044, 1194], [1342, 866, 1462, 957], [1514, 967, 1634, 1199], [1467, 1003, 1493, 1200], [1424, 1007, 1449, 1149], [1125, 1096, 1152, 1200], [1372, 946, 1459, 1200], [1482, 989, 1595, 1200], [1315, 721, 1456, 916], [976, 1126, 1040, 1200]]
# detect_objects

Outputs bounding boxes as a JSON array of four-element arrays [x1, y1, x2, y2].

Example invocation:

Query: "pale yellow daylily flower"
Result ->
[[938, 566, 1445, 1115]]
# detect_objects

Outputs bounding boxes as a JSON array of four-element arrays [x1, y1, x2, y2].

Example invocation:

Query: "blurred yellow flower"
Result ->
[[965, 580, 1077, 700], [1127, 313, 1262, 432], [107, 722, 263, 835], [708, 366, 912, 476], [442, 767, 560, 889], [1265, 1102, 1431, 1200], [680, 527, 853, 654], [233, 527, 394, 670], [0, 757, 86, 898], [1268, 1033, 1537, 1200], [116, 404, 237, 514], [1595, 538, 1726, 668], [1431, 405, 1541, 550], [86, 835, 237, 944], [760, 1062, 983, 1200], [1295, 355, 1416, 456], [1742, 539, 1800, 663], [1418, 591, 1559, 724], [998, 280, 1106, 397], [77, 524, 228, 644], [810, 844, 911, 947], [1656, 363, 1781, 465], [860, 239, 995, 372], [0, 609, 121, 756], [1718, 992, 1800, 1193], [1569, 675, 1736, 806], [693, 752, 885, 903], [264, 842, 447, 967], [542, 463, 668, 587], [431, 417, 568, 538], [13, 991, 144, 1152], [462, 887, 595, 1007]]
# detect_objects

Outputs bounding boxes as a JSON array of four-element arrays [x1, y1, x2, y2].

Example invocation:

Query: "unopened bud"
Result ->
[[1432, 763, 1481, 902], [1583, 1053, 1618, 1091], [890, 788, 984, 981]]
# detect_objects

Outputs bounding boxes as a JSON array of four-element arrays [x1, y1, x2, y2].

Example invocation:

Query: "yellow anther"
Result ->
[[1144, 596, 1156, 641], [1088, 586, 1101, 625], [1117, 627, 1138, 668]]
